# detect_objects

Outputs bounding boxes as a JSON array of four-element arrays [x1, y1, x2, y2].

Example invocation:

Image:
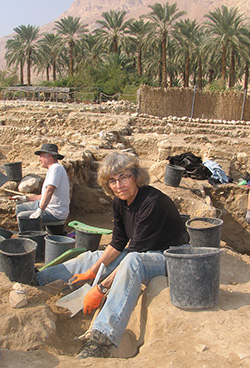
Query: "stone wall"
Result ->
[[138, 85, 250, 121]]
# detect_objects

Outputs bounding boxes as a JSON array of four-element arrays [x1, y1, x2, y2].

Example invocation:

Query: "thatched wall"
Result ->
[[138, 85, 250, 121]]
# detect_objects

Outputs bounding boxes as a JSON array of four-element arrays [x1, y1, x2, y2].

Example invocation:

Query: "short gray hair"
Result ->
[[97, 151, 150, 197]]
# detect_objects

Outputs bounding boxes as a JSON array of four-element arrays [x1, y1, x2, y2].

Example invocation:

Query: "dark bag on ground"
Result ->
[[167, 152, 212, 180]]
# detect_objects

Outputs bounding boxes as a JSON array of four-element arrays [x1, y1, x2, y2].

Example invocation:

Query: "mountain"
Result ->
[[1, 0, 250, 72]]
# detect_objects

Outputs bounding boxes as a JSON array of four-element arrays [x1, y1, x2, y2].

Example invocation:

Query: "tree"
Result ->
[[0, 70, 18, 88], [145, 2, 186, 87], [238, 25, 250, 90], [143, 39, 163, 86], [94, 10, 132, 54], [5, 36, 25, 85], [8, 24, 40, 85], [204, 6, 247, 86], [127, 19, 152, 77], [54, 16, 88, 76], [37, 33, 63, 81], [76, 33, 105, 70], [173, 19, 201, 87]]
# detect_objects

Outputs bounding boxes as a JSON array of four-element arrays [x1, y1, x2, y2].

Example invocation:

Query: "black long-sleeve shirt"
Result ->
[[110, 185, 187, 253]]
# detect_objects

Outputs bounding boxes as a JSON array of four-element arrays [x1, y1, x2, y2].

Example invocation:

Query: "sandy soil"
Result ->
[[1, 244, 250, 368], [1, 101, 250, 367]]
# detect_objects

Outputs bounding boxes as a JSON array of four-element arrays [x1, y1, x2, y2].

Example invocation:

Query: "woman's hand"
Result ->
[[83, 285, 104, 314], [68, 269, 96, 289]]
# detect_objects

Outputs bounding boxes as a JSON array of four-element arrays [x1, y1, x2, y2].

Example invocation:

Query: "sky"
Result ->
[[0, 0, 73, 38]]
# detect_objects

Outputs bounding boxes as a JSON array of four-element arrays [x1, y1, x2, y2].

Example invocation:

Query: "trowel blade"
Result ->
[[56, 283, 91, 317], [45, 279, 68, 291], [55, 263, 105, 317]]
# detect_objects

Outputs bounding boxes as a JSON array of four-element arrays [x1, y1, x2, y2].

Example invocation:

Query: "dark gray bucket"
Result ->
[[18, 231, 47, 262], [44, 235, 76, 265], [19, 217, 42, 232], [180, 214, 190, 226], [75, 229, 102, 251], [4, 161, 22, 181], [165, 247, 222, 309], [0, 172, 8, 187], [164, 164, 185, 187], [0, 238, 37, 284], [0, 227, 13, 239], [186, 217, 223, 248]]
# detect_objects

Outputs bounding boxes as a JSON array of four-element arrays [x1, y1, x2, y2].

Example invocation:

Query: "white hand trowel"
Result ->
[[56, 263, 105, 317]]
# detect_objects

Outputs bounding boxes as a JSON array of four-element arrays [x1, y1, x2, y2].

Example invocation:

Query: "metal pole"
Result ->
[[191, 85, 196, 120], [240, 89, 247, 121]]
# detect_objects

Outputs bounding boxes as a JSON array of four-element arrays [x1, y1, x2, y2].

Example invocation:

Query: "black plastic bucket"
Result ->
[[0, 238, 37, 284], [165, 247, 222, 309], [0, 227, 13, 239], [180, 214, 190, 226], [164, 164, 185, 187], [75, 229, 102, 251], [186, 217, 223, 248], [18, 230, 47, 262], [4, 161, 22, 181], [18, 217, 42, 232], [44, 235, 76, 265]]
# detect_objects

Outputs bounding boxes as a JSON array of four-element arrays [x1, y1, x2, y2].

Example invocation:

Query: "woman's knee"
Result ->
[[119, 251, 166, 284], [119, 252, 144, 276], [121, 252, 141, 265]]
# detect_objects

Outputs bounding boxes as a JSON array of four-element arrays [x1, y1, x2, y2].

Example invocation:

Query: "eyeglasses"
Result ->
[[108, 173, 134, 187]]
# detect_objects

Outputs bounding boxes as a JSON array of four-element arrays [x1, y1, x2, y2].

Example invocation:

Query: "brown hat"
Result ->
[[34, 143, 64, 160]]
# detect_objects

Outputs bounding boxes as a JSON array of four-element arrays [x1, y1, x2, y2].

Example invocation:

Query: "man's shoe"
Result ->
[[76, 330, 113, 359]]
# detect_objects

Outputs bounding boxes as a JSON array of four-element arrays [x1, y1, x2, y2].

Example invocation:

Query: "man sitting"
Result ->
[[14, 143, 70, 233]]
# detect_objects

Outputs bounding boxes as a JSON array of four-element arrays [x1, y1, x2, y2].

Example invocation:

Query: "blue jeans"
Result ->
[[16, 200, 60, 231], [37, 249, 167, 347]]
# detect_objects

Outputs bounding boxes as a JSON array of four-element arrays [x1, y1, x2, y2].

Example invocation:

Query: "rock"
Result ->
[[195, 344, 207, 353], [99, 198, 110, 205], [205, 195, 213, 206], [113, 142, 126, 150], [149, 162, 166, 182], [9, 283, 28, 308], [18, 175, 41, 193]]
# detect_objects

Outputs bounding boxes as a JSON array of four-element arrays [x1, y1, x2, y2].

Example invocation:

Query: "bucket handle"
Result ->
[[213, 207, 222, 218]]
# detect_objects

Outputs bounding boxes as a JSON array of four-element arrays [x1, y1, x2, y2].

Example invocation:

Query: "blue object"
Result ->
[[203, 160, 229, 184]]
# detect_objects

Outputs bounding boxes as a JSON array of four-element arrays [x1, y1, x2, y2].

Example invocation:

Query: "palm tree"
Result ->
[[238, 25, 250, 90], [54, 16, 88, 76], [76, 33, 105, 70], [34, 47, 51, 81], [145, 2, 186, 87], [195, 27, 206, 89], [94, 10, 132, 54], [173, 19, 201, 87], [5, 35, 25, 84], [165, 38, 180, 87], [10, 24, 40, 85], [37, 33, 63, 81], [204, 6, 247, 86], [144, 39, 163, 86], [127, 19, 152, 77]]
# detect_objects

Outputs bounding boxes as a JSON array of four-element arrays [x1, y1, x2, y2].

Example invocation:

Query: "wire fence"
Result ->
[[0, 86, 137, 104]]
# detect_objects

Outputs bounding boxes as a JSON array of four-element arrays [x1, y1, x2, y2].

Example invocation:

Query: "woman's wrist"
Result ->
[[98, 283, 108, 294]]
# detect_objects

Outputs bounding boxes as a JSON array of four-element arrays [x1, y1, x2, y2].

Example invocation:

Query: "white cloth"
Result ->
[[41, 163, 70, 220]]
